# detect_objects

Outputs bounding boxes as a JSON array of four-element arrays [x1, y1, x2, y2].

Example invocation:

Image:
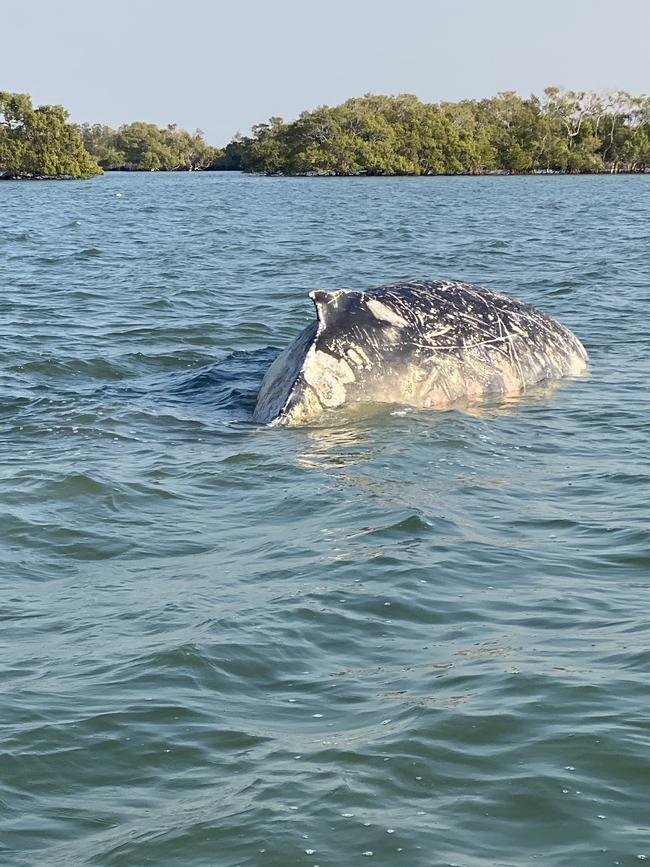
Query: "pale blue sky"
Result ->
[[2, 0, 648, 145]]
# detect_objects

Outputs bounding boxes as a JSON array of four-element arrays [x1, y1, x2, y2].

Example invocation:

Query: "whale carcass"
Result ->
[[252, 280, 588, 425]]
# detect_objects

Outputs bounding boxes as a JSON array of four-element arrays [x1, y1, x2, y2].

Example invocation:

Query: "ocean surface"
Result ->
[[1, 172, 649, 867]]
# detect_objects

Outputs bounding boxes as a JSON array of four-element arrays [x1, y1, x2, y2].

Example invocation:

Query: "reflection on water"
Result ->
[[295, 375, 572, 470], [295, 418, 377, 470], [294, 378, 571, 540], [462, 374, 576, 417]]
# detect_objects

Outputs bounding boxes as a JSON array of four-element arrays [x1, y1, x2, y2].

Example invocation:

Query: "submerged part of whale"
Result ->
[[252, 280, 588, 425]]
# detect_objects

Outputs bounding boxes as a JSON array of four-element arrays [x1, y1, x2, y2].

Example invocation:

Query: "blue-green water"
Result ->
[[1, 172, 649, 867]]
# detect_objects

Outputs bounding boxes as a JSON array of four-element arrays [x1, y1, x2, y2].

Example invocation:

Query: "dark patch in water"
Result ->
[[166, 348, 279, 417], [102, 348, 280, 421]]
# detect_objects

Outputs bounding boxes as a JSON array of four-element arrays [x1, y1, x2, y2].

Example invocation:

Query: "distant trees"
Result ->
[[220, 88, 650, 176], [80, 121, 222, 171], [0, 92, 101, 179], [1, 92, 223, 178], [3, 87, 649, 181]]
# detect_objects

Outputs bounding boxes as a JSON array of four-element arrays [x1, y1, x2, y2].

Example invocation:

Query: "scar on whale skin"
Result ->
[[252, 279, 588, 426]]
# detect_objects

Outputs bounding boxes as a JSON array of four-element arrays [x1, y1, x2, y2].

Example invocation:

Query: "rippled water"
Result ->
[[1, 173, 649, 866]]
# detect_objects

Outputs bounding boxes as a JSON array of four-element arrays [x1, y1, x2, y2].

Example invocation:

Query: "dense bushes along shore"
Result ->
[[79, 122, 221, 173], [0, 92, 221, 178], [0, 92, 101, 179], [2, 88, 649, 179], [227, 89, 650, 175]]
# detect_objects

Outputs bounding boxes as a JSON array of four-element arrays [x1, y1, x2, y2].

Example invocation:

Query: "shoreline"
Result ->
[[3, 169, 648, 181], [106, 167, 650, 177]]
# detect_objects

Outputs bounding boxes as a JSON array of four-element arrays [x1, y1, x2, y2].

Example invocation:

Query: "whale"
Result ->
[[252, 279, 588, 425]]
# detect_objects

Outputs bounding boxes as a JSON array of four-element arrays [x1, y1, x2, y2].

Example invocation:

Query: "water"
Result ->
[[1, 172, 649, 867]]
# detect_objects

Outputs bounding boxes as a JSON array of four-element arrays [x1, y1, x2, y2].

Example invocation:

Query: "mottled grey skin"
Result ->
[[253, 280, 588, 425]]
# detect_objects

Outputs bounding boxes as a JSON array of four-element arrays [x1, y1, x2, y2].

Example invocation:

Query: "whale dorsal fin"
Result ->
[[308, 289, 349, 328]]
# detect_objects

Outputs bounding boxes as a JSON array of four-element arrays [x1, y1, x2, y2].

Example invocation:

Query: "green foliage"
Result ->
[[0, 92, 101, 179], [80, 121, 222, 171], [4, 88, 649, 180], [209, 135, 253, 170], [225, 89, 650, 176], [1, 92, 222, 177]]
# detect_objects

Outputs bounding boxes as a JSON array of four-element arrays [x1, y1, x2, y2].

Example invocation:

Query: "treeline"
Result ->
[[80, 122, 222, 171], [0, 91, 222, 178], [3, 88, 650, 180], [223, 89, 650, 175], [0, 91, 101, 179]]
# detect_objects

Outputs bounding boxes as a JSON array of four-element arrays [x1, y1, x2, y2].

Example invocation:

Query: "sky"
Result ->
[[2, 0, 649, 146]]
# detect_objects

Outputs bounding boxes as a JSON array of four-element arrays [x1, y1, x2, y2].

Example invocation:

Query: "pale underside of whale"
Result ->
[[253, 280, 588, 426]]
